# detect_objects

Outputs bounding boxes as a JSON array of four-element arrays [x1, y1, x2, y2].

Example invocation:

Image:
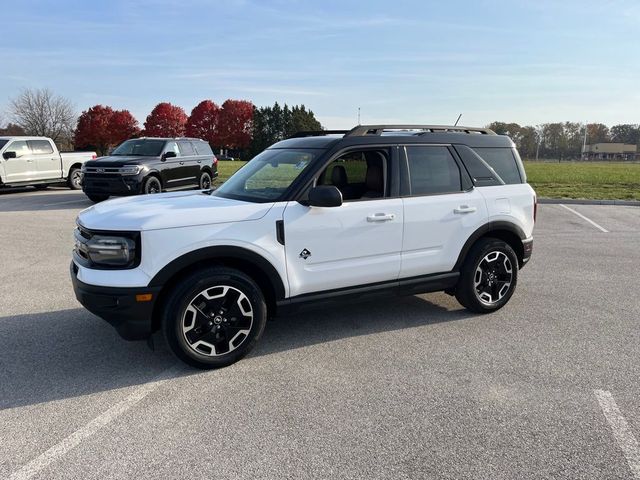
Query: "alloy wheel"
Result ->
[[473, 251, 513, 306]]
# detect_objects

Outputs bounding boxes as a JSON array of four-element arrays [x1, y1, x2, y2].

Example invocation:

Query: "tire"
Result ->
[[86, 193, 110, 203], [143, 176, 162, 194], [199, 171, 212, 190], [67, 168, 82, 190], [34, 184, 49, 190], [455, 237, 519, 313], [162, 266, 267, 369]]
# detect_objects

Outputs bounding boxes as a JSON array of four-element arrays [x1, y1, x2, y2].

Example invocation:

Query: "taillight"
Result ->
[[533, 194, 538, 223], [91, 154, 97, 160], [213, 156, 218, 165]]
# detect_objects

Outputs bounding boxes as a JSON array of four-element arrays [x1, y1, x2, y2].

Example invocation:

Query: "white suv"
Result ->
[[71, 125, 536, 369]]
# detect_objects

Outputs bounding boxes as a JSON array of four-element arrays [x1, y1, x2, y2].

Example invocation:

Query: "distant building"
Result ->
[[582, 143, 638, 160]]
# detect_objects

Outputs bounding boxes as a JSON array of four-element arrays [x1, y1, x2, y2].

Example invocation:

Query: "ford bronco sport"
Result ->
[[71, 125, 536, 369]]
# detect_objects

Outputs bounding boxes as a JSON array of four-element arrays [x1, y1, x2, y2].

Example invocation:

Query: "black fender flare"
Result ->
[[453, 221, 526, 271], [148, 245, 286, 301]]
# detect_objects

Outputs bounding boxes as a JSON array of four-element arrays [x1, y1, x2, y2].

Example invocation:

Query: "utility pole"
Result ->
[[582, 121, 588, 160]]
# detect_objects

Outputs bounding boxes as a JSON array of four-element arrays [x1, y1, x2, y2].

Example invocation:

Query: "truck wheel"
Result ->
[[455, 237, 518, 313], [143, 176, 162, 194], [199, 171, 212, 189], [162, 267, 267, 369], [86, 193, 109, 203], [67, 168, 82, 190]]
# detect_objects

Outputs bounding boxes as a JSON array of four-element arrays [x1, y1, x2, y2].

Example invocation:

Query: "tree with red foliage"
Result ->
[[109, 110, 140, 145], [217, 99, 253, 150], [186, 100, 220, 147], [143, 102, 187, 137], [75, 105, 141, 155]]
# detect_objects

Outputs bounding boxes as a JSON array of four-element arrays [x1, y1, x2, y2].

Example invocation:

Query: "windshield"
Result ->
[[213, 149, 318, 202], [111, 139, 166, 156]]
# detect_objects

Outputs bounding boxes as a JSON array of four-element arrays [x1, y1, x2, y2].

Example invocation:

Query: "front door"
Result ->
[[2, 140, 34, 184], [283, 148, 403, 297]]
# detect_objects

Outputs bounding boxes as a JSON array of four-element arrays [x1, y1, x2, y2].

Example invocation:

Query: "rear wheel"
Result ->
[[455, 237, 518, 313], [143, 176, 162, 194], [199, 171, 212, 190], [86, 193, 109, 203], [67, 168, 82, 190], [162, 267, 267, 369]]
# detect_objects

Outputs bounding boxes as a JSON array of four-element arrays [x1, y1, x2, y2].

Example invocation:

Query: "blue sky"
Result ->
[[2, 0, 639, 129]]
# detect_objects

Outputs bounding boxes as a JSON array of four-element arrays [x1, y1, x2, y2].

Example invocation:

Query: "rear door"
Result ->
[[283, 146, 404, 297], [2, 140, 34, 183], [29, 139, 60, 180], [174, 140, 199, 187], [399, 145, 488, 278]]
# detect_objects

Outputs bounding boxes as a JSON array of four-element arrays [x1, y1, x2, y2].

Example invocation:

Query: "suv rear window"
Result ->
[[472, 148, 522, 184], [193, 141, 213, 156], [406, 146, 462, 195]]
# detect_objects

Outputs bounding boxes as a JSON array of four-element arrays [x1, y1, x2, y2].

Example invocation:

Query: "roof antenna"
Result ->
[[357, 107, 361, 125], [454, 113, 462, 126]]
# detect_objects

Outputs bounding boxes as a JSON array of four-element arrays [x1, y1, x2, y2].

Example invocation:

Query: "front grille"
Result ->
[[84, 167, 120, 174]]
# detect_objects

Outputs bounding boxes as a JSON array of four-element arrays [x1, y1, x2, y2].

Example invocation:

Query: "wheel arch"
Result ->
[[454, 221, 526, 271], [149, 246, 286, 332]]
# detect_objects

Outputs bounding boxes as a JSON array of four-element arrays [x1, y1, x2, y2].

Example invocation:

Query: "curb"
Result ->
[[539, 198, 640, 206]]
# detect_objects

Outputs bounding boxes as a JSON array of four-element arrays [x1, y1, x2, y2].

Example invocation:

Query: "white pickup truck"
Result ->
[[0, 136, 96, 190]]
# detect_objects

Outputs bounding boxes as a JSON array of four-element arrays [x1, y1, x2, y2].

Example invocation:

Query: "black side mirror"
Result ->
[[3, 151, 16, 160], [162, 151, 177, 161], [308, 185, 343, 207]]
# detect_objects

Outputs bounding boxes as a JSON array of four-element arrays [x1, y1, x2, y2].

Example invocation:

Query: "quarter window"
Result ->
[[472, 148, 522, 184], [193, 141, 213, 156], [406, 146, 462, 195]]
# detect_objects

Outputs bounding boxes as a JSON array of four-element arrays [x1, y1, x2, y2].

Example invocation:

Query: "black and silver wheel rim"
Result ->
[[182, 285, 254, 356], [474, 251, 513, 306], [200, 173, 211, 189], [71, 170, 82, 188], [146, 179, 161, 194]]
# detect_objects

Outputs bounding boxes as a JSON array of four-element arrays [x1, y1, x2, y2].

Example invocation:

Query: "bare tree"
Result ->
[[9, 88, 76, 145]]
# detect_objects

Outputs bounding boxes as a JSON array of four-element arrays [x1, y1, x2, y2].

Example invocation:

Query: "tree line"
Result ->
[[487, 122, 640, 160], [1, 88, 323, 158]]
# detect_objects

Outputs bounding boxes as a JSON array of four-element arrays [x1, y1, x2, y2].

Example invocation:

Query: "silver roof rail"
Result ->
[[345, 125, 496, 136]]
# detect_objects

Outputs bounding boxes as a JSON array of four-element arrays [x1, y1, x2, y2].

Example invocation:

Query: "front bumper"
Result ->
[[82, 173, 143, 196], [70, 262, 161, 340]]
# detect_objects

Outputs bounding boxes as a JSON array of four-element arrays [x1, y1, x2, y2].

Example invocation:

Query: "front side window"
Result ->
[[214, 149, 318, 202], [318, 149, 388, 201], [5, 140, 30, 158], [112, 139, 166, 156], [165, 142, 180, 157], [28, 140, 54, 154], [406, 146, 462, 195]]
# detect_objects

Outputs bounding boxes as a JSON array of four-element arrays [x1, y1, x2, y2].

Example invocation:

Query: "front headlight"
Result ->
[[119, 165, 142, 175], [74, 226, 140, 268]]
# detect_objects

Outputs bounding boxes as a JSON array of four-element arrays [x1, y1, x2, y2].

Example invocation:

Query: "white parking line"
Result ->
[[594, 390, 640, 479], [8, 366, 181, 480], [560, 204, 609, 233]]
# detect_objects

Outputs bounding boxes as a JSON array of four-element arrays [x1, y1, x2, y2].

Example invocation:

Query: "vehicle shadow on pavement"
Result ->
[[0, 191, 92, 212], [0, 295, 472, 410]]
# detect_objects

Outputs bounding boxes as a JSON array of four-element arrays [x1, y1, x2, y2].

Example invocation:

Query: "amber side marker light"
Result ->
[[136, 293, 153, 302]]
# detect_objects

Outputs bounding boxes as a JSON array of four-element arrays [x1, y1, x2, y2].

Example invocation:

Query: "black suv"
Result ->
[[81, 137, 218, 202]]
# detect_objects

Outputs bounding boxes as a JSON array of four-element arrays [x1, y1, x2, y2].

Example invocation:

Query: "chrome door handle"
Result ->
[[179, 161, 185, 165], [454, 205, 477, 214], [367, 213, 395, 222]]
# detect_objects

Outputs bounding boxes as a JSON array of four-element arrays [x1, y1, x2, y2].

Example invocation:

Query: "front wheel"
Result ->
[[143, 176, 162, 194], [455, 238, 518, 313], [67, 168, 82, 190], [162, 267, 267, 369]]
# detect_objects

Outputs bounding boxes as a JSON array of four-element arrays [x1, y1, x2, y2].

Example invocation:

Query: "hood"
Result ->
[[85, 156, 154, 167], [78, 191, 274, 231]]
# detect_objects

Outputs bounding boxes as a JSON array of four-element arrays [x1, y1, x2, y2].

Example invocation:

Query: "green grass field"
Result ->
[[524, 161, 640, 200], [216, 160, 640, 200]]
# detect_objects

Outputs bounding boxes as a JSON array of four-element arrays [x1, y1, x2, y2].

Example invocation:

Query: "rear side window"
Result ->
[[28, 140, 54, 154], [406, 146, 462, 195], [193, 141, 213, 155], [178, 141, 195, 156], [472, 148, 522, 184]]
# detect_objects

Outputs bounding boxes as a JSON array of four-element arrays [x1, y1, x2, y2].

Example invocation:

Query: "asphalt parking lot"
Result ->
[[1, 187, 639, 480]]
